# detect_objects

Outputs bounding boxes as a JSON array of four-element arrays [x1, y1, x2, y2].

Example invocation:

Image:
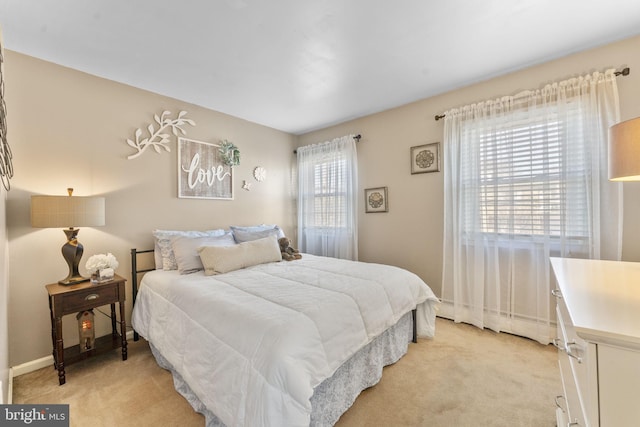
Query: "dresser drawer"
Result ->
[[58, 284, 119, 315], [557, 306, 587, 426]]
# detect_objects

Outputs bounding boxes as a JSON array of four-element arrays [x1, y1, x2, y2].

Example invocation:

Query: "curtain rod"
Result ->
[[293, 134, 361, 154], [434, 66, 631, 121]]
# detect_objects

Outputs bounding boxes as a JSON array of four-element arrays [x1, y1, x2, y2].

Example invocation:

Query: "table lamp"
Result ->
[[31, 188, 105, 285], [609, 117, 640, 181]]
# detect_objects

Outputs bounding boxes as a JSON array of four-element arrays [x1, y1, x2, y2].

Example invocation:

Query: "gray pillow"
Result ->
[[171, 232, 236, 274], [231, 228, 281, 244]]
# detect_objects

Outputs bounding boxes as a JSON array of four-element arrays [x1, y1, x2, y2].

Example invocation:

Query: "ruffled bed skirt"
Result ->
[[149, 311, 413, 427]]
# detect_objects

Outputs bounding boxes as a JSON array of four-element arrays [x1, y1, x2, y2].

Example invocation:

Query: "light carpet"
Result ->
[[12, 317, 559, 426]]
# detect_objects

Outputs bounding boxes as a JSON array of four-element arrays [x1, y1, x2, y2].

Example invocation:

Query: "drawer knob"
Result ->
[[566, 342, 583, 364], [552, 338, 564, 350], [553, 338, 583, 364], [85, 294, 100, 301]]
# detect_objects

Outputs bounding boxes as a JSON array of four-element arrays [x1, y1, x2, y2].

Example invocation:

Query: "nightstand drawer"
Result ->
[[59, 285, 119, 314]]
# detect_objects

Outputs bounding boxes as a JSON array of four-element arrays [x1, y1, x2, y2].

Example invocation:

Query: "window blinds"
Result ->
[[461, 107, 589, 239]]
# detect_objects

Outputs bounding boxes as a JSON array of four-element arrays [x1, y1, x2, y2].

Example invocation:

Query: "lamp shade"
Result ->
[[609, 117, 640, 181], [31, 195, 105, 228]]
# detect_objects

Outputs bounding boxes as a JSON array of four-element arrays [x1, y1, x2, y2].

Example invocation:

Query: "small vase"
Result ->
[[91, 268, 114, 284]]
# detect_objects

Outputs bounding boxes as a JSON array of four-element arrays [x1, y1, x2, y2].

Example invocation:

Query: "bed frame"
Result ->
[[129, 248, 418, 343]]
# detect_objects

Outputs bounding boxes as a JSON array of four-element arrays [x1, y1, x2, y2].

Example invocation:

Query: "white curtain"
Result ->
[[441, 69, 621, 344], [297, 135, 358, 260]]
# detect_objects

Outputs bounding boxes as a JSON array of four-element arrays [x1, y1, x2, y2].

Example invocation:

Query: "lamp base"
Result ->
[[59, 227, 89, 286], [58, 276, 89, 286]]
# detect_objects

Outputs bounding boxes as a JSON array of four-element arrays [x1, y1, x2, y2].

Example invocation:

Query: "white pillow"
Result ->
[[171, 232, 236, 274], [198, 235, 282, 275], [153, 229, 227, 270]]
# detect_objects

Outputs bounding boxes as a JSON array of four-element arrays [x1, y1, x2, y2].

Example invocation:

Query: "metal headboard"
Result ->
[[130, 248, 155, 341]]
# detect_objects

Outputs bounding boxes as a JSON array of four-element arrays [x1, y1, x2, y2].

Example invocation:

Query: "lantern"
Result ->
[[76, 310, 95, 352]]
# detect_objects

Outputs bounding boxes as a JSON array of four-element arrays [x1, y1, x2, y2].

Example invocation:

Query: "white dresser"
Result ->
[[551, 257, 640, 427]]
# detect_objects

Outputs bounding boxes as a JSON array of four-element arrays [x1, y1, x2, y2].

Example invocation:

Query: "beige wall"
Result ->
[[298, 35, 640, 297], [4, 51, 297, 366]]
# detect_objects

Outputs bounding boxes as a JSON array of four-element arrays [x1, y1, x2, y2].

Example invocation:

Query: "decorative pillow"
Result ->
[[198, 235, 282, 275], [171, 232, 236, 274], [231, 227, 281, 244], [152, 229, 227, 270], [230, 224, 285, 242]]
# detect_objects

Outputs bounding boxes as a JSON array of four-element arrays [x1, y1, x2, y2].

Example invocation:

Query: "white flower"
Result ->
[[85, 253, 119, 273]]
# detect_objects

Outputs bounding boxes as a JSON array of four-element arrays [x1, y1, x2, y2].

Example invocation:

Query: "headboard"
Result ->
[[130, 248, 155, 341]]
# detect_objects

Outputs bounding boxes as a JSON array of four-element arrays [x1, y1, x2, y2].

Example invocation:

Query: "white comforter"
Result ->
[[132, 254, 439, 427]]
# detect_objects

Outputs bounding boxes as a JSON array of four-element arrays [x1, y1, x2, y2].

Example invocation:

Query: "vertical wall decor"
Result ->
[[126, 110, 195, 159], [178, 138, 233, 200], [0, 27, 13, 191]]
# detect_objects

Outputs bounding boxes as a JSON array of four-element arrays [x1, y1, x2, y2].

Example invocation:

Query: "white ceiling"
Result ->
[[2, 1, 640, 135]]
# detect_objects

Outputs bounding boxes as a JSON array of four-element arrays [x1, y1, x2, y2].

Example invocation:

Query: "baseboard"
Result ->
[[10, 330, 136, 381], [7, 368, 13, 404], [10, 355, 53, 378], [438, 301, 556, 343]]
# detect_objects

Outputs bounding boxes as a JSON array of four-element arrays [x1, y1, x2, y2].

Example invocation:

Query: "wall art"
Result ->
[[365, 187, 388, 213], [126, 110, 195, 159], [410, 142, 440, 174], [219, 140, 240, 166], [178, 138, 233, 200], [253, 166, 266, 182], [0, 29, 13, 191]]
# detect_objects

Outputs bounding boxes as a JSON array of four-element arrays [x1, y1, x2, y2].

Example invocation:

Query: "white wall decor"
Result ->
[[126, 110, 195, 159], [253, 166, 266, 182], [178, 138, 233, 200], [242, 180, 251, 191]]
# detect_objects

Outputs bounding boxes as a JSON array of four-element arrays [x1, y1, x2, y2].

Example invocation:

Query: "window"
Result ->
[[442, 69, 622, 344], [310, 159, 348, 228], [297, 135, 358, 260], [461, 108, 588, 240]]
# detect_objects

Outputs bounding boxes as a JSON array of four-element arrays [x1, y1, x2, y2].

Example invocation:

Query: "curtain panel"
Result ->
[[441, 69, 621, 344], [297, 135, 358, 260]]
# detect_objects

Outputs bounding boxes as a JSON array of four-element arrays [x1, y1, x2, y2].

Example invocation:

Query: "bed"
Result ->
[[130, 227, 439, 427]]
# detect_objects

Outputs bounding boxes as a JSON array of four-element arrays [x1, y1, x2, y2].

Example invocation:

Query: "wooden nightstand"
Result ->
[[46, 274, 128, 385]]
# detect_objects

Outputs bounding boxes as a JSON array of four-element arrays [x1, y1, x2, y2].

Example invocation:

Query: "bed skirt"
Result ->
[[149, 311, 413, 427]]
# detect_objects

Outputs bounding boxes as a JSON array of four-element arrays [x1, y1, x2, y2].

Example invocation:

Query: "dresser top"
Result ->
[[551, 257, 640, 349]]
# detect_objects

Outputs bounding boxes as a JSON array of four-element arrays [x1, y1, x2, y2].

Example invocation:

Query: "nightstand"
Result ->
[[46, 274, 127, 385]]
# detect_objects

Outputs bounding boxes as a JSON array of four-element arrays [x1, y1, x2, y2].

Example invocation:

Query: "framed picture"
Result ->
[[178, 137, 234, 199], [365, 187, 388, 213], [410, 142, 440, 174]]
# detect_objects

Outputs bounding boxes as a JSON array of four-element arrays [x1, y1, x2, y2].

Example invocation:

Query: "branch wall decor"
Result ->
[[126, 110, 195, 159], [0, 28, 13, 191]]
